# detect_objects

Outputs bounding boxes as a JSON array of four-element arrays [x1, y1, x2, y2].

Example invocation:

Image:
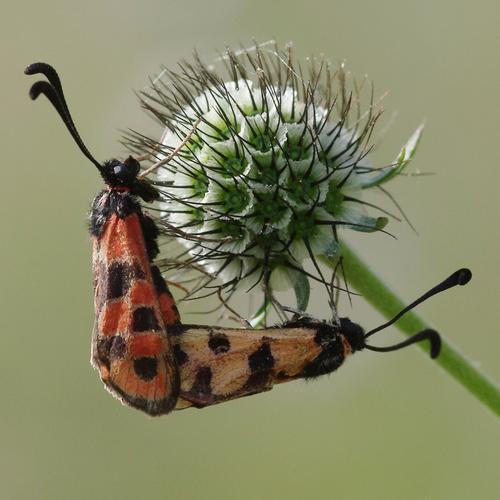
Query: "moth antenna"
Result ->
[[25, 62, 102, 171], [362, 268, 471, 359], [25, 62, 69, 112], [364, 329, 441, 359], [25, 62, 86, 147], [365, 268, 472, 339]]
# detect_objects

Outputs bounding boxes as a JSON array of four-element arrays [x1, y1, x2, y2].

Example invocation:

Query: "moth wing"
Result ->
[[175, 326, 321, 410], [150, 265, 181, 329], [91, 212, 179, 415], [175, 328, 277, 408]]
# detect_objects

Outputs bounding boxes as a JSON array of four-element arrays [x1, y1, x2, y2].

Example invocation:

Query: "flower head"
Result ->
[[126, 42, 422, 319]]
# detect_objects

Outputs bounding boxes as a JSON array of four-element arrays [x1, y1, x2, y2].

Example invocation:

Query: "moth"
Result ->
[[26, 62, 471, 416]]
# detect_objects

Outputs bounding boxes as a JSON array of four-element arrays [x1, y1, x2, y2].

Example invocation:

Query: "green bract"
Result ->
[[127, 43, 422, 317]]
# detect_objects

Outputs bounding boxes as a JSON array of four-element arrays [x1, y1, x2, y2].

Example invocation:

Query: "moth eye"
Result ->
[[113, 163, 128, 176], [110, 160, 137, 182]]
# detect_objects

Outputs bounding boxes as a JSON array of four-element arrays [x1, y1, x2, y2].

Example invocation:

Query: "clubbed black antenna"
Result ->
[[25, 62, 102, 171], [363, 268, 472, 358], [365, 329, 441, 358]]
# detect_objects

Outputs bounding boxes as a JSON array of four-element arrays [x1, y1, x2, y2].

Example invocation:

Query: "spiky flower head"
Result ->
[[126, 42, 422, 319]]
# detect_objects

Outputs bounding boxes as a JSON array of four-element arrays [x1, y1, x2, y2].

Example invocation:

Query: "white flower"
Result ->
[[130, 43, 422, 315]]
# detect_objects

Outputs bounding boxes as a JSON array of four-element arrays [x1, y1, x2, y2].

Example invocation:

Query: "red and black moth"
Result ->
[[26, 62, 472, 416]]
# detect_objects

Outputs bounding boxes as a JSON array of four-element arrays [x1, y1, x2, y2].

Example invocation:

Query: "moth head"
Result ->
[[338, 318, 365, 353], [101, 157, 140, 187]]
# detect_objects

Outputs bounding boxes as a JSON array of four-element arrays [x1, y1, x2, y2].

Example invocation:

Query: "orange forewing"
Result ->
[[91, 213, 179, 415], [158, 291, 180, 327]]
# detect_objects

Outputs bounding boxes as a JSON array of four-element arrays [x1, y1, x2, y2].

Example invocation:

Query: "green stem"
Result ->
[[321, 242, 500, 418]]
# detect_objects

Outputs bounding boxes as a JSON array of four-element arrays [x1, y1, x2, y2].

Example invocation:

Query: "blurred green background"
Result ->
[[2, 1, 499, 499]]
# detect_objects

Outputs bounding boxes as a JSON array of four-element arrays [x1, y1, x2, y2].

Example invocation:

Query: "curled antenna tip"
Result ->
[[364, 328, 442, 358], [28, 81, 45, 101], [422, 329, 442, 358], [24, 62, 44, 75], [25, 62, 102, 171], [455, 268, 472, 286]]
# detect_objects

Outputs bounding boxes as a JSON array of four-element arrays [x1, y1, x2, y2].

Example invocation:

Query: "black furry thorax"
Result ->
[[88, 188, 160, 261], [282, 317, 365, 354], [89, 189, 140, 237]]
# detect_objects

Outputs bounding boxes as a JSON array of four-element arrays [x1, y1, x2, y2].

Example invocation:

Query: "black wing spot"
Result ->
[[248, 341, 275, 373], [133, 357, 158, 381], [107, 262, 132, 299], [191, 367, 212, 396], [173, 344, 188, 366], [208, 333, 230, 354], [132, 307, 160, 332]]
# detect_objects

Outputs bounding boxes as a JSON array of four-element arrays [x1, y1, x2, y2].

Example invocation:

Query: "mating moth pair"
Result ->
[[26, 62, 471, 416]]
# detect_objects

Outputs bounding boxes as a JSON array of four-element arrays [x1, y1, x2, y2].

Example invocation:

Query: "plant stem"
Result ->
[[321, 242, 500, 418]]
